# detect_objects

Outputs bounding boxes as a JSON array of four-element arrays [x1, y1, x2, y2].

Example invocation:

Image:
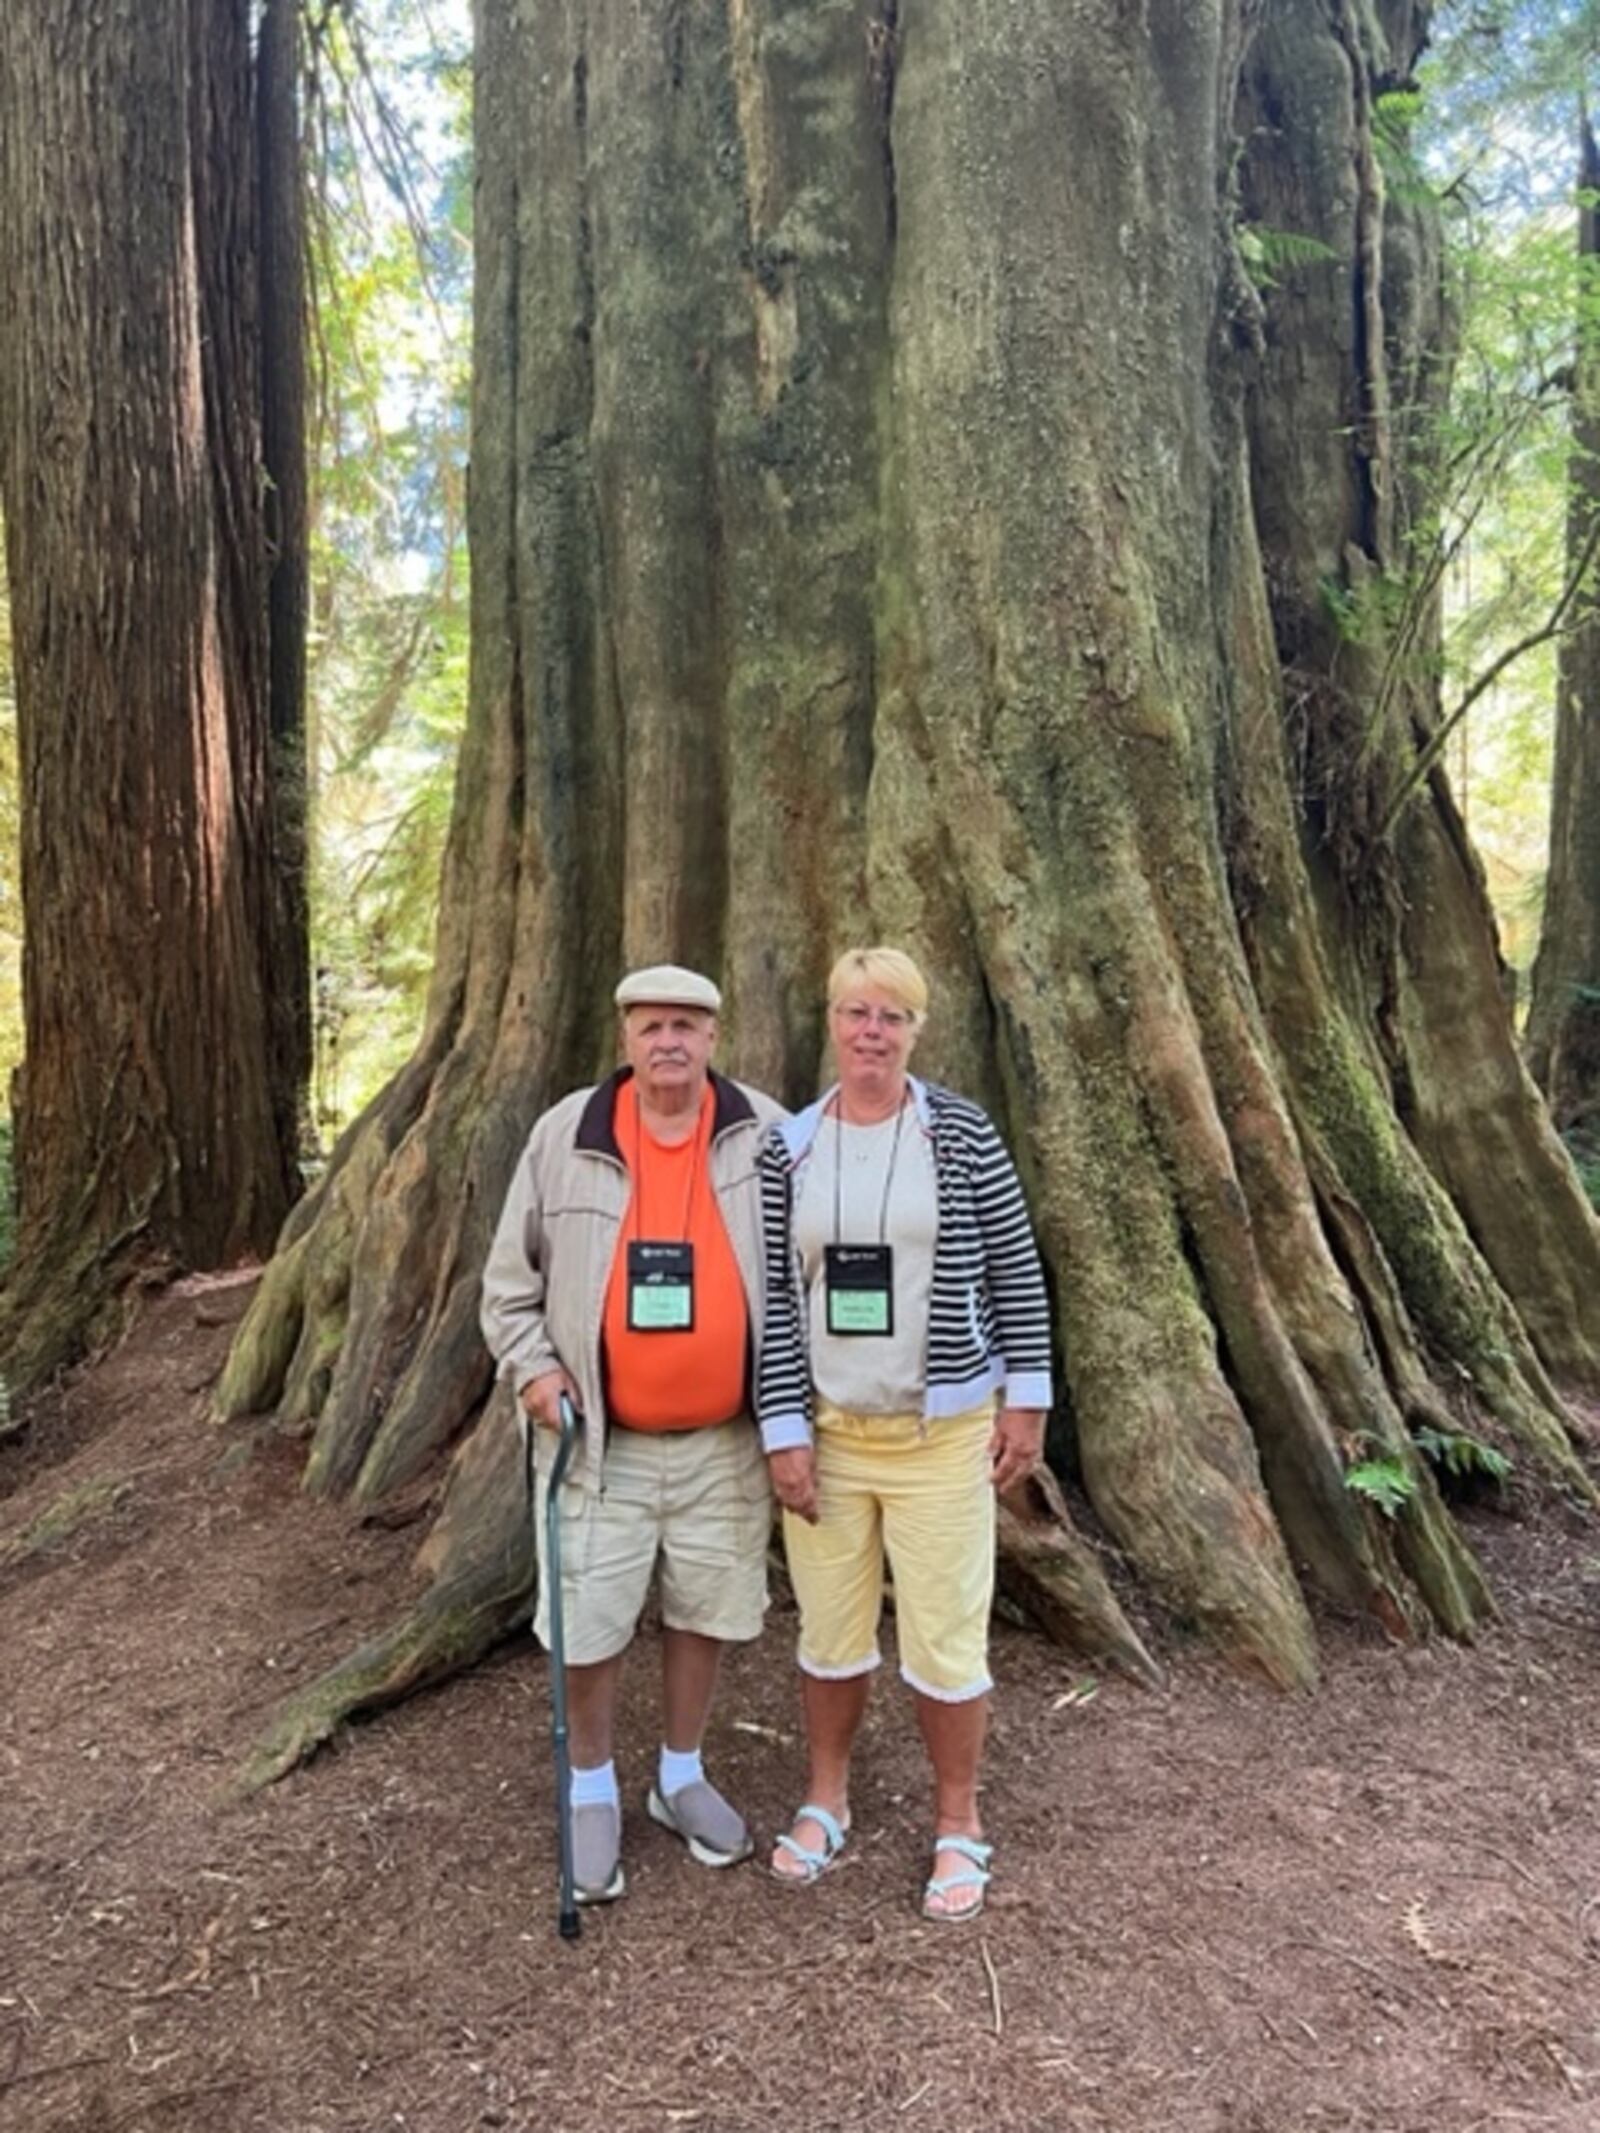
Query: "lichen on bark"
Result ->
[[218, 0, 1600, 1780]]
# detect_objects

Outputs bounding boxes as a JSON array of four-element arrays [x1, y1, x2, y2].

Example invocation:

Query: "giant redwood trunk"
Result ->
[[0, 0, 304, 1388], [1527, 113, 1600, 1155], [219, 0, 1600, 1782]]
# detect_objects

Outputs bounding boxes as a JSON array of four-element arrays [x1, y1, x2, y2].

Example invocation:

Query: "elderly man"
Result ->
[[481, 965, 786, 1905]]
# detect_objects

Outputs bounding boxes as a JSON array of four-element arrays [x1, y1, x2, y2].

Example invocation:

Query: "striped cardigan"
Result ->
[[755, 1076, 1053, 1452]]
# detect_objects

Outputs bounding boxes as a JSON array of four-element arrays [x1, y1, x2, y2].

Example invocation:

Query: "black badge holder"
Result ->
[[627, 1239, 695, 1330], [824, 1242, 895, 1336]]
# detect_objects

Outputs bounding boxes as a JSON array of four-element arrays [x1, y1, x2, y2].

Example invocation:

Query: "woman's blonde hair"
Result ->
[[827, 946, 929, 1024]]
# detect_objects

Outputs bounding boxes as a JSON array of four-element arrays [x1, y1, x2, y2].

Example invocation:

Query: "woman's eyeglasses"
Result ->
[[834, 1003, 913, 1032]]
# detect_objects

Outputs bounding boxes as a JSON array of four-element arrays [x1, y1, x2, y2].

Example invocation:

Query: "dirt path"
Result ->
[[2, 1284, 1597, 2133]]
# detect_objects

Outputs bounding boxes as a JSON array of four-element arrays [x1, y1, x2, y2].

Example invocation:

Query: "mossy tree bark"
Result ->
[[221, 0, 1600, 1776], [1527, 112, 1600, 1161], [0, 0, 308, 1388]]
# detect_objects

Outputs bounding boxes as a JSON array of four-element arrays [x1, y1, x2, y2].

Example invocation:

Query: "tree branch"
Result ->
[[1382, 505, 1600, 835]]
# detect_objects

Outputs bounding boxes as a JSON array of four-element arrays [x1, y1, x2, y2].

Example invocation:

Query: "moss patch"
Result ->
[[0, 1476, 133, 1571]]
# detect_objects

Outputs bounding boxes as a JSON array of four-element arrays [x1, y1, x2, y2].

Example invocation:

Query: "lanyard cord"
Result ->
[[832, 1090, 907, 1246], [633, 1084, 704, 1244]]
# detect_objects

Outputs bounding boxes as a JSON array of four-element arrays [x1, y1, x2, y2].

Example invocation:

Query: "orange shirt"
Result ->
[[602, 1083, 750, 1430]]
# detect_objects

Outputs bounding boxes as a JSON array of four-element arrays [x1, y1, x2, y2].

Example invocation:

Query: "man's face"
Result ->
[[622, 1005, 718, 1102]]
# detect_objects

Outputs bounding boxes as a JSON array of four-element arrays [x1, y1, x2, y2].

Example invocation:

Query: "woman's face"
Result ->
[[829, 985, 920, 1090]]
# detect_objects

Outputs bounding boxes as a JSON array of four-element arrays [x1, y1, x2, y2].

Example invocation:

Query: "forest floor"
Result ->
[[1, 1282, 1598, 2133]]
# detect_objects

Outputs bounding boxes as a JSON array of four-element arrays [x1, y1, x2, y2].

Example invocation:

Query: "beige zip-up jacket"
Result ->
[[480, 1066, 788, 1494]]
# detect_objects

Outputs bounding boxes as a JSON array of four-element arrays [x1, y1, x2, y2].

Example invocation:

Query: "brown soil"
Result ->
[[2, 1282, 1598, 2133]]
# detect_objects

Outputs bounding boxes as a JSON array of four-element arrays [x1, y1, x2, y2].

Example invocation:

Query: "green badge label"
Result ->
[[828, 1288, 892, 1336], [627, 1240, 695, 1332], [631, 1282, 693, 1330], [823, 1245, 895, 1337]]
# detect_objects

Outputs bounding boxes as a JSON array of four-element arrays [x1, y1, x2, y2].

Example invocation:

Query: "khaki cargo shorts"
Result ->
[[533, 1414, 772, 1665]]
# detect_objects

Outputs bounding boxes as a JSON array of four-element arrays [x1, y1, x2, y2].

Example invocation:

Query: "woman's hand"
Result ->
[[990, 1406, 1045, 1493], [769, 1446, 820, 1524]]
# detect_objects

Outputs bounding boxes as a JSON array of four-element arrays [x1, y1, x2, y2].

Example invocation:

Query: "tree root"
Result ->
[[230, 1574, 529, 1796], [217, 1022, 457, 1434], [237, 1403, 1166, 1789], [0, 1477, 133, 1577], [0, 1195, 157, 1399], [233, 1395, 533, 1794], [213, 0, 1600, 1767], [995, 1468, 1162, 1688]]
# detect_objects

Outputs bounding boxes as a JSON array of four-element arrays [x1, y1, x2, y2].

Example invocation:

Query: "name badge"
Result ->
[[628, 1240, 695, 1331], [824, 1243, 894, 1337]]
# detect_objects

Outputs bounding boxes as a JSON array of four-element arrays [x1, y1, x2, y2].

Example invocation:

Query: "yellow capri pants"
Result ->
[[782, 1397, 997, 1704]]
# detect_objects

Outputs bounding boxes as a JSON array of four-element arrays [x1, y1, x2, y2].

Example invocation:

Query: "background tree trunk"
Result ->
[[220, 0, 1600, 1776], [0, 0, 304, 1388], [258, 0, 314, 1157], [1527, 110, 1600, 1158]]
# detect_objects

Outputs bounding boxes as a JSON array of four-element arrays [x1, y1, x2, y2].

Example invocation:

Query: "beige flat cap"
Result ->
[[614, 963, 722, 1013]]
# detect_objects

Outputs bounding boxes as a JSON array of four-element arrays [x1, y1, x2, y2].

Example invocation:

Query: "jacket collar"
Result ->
[[574, 1065, 755, 1161], [776, 1074, 932, 1164]]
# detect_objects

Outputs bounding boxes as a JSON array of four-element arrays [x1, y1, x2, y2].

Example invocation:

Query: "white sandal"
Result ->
[[770, 1803, 849, 1884], [921, 1834, 992, 1923]]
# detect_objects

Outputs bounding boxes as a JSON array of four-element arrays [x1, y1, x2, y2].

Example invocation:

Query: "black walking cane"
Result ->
[[544, 1389, 583, 1941]]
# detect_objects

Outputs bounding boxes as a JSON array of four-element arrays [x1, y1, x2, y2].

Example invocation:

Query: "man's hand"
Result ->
[[521, 1367, 580, 1431], [990, 1406, 1045, 1494], [769, 1446, 819, 1524]]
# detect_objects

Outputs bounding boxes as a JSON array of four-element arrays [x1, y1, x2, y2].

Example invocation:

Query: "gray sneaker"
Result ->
[[647, 1778, 754, 1868], [571, 1799, 625, 1904]]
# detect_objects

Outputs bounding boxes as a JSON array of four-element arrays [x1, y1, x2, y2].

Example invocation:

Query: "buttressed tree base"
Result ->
[[216, 0, 1600, 1786]]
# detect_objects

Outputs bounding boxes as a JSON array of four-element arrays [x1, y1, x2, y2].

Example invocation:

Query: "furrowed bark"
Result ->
[[223, 0, 1600, 1783], [996, 1469, 1163, 1690], [882, 0, 1321, 1684], [0, 0, 301, 1389], [1237, 0, 1600, 1444]]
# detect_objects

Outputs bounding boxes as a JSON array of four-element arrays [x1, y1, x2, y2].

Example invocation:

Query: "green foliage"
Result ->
[[1344, 1457, 1418, 1519], [312, 581, 469, 1130], [1425, 0, 1600, 168], [304, 0, 473, 1135], [1412, 1425, 1513, 1483], [1409, 5, 1600, 971], [1318, 569, 1409, 649], [1319, 575, 1365, 644], [1372, 89, 1436, 203], [1237, 223, 1341, 289], [1374, 87, 1425, 141]]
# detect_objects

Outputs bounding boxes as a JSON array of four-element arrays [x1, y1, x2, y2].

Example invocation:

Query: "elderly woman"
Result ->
[[756, 947, 1052, 1921]]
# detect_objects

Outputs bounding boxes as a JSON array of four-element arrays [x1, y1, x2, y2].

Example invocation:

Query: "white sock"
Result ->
[[569, 1760, 619, 1810], [658, 1744, 704, 1797]]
